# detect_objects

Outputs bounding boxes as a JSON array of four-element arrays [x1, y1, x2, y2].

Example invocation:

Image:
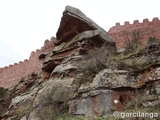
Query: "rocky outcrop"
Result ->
[[28, 77, 76, 120], [56, 6, 114, 45], [69, 90, 113, 117], [1, 72, 42, 120], [42, 5, 115, 74], [0, 6, 160, 120]]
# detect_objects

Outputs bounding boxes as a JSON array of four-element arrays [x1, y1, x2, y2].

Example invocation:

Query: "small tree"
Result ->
[[124, 30, 142, 53]]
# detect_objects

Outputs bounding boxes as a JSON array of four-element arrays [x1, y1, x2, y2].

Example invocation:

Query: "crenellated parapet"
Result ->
[[0, 37, 56, 88], [1, 16, 160, 88], [41, 37, 56, 53], [0, 59, 29, 72], [0, 59, 30, 88], [108, 17, 160, 49], [108, 17, 160, 34]]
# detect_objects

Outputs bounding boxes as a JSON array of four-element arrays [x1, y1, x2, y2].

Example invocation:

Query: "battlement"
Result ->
[[109, 17, 160, 34], [0, 59, 29, 72], [41, 37, 56, 53], [0, 37, 56, 88], [108, 17, 160, 49], [1, 17, 160, 88]]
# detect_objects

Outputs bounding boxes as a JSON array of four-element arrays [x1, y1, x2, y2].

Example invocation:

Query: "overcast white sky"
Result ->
[[0, 0, 159, 67]]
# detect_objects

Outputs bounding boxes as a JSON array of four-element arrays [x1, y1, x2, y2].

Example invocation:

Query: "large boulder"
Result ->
[[69, 90, 113, 117], [89, 67, 160, 89], [56, 5, 115, 45], [28, 77, 76, 120], [42, 6, 116, 73]]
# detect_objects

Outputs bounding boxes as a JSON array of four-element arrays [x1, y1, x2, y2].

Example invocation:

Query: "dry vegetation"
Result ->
[[76, 44, 115, 86]]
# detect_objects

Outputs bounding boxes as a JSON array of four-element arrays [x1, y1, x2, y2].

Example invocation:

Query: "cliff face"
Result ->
[[0, 6, 160, 120]]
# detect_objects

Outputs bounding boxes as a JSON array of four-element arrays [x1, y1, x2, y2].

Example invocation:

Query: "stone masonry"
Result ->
[[0, 37, 56, 88], [108, 17, 160, 49], [1, 17, 160, 88]]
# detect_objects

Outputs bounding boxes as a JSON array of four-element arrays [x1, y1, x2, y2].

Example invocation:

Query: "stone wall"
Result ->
[[1, 16, 160, 88], [0, 37, 56, 88], [108, 17, 160, 49]]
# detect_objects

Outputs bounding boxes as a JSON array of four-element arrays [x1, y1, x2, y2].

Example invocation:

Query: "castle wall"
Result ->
[[0, 37, 56, 88], [108, 17, 160, 49], [1, 17, 160, 88]]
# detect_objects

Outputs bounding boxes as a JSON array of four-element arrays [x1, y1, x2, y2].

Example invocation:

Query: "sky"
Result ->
[[0, 0, 160, 67]]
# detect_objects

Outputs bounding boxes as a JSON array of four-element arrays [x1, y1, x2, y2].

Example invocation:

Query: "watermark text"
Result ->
[[113, 111, 158, 119]]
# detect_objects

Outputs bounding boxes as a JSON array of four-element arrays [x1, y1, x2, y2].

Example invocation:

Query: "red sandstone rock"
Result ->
[[56, 5, 114, 45], [42, 6, 116, 73]]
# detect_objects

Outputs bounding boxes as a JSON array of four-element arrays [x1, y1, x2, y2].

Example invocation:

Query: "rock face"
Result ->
[[28, 77, 75, 120], [0, 6, 160, 120], [1, 72, 42, 120], [69, 90, 113, 117], [56, 6, 114, 45], [42, 5, 116, 73]]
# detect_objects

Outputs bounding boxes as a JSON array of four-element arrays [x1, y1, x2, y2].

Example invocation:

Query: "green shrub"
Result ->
[[117, 61, 129, 70], [77, 44, 112, 85], [0, 87, 7, 98], [148, 36, 160, 44], [15, 102, 33, 119]]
